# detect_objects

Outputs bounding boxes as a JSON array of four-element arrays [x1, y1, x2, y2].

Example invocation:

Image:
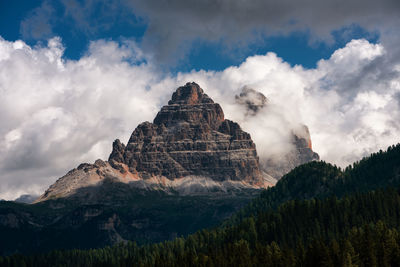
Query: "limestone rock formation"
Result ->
[[108, 82, 264, 184], [262, 125, 320, 178], [235, 87, 319, 179], [37, 83, 271, 202], [35, 159, 140, 202], [235, 87, 268, 115]]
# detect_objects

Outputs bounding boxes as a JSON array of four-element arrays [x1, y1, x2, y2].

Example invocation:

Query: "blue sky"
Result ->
[[0, 0, 381, 71], [1, 0, 400, 199]]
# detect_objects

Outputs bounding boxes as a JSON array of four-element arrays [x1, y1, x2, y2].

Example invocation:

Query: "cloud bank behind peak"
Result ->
[[0, 36, 399, 199]]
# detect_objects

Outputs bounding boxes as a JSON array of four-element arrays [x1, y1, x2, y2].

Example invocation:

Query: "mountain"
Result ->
[[235, 87, 319, 179], [0, 82, 320, 255], [0, 82, 269, 255], [36, 82, 274, 203], [109, 82, 265, 183]]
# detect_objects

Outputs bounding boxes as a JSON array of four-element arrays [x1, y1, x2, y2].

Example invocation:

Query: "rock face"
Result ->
[[37, 83, 270, 203], [235, 87, 319, 179], [108, 82, 264, 185], [8, 82, 321, 254], [35, 159, 140, 202], [36, 83, 320, 203], [235, 87, 268, 115], [262, 125, 320, 178]]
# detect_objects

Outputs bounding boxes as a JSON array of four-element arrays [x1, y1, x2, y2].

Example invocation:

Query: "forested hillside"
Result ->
[[0, 187, 257, 254], [229, 143, 400, 224], [3, 187, 400, 266], [1, 144, 400, 266]]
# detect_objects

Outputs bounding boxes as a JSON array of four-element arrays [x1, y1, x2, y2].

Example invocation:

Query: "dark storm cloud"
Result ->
[[127, 0, 400, 61], [19, 0, 400, 61]]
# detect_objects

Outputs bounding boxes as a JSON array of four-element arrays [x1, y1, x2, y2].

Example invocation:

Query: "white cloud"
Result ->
[[304, 40, 400, 166], [0, 37, 173, 199], [0, 36, 399, 199]]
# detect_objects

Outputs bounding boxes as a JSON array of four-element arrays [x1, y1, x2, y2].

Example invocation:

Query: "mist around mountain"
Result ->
[[235, 87, 319, 179], [35, 83, 278, 205], [33, 83, 318, 206]]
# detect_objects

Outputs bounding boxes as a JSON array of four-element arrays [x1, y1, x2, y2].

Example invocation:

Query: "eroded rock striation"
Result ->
[[37, 83, 270, 202], [109, 82, 264, 184]]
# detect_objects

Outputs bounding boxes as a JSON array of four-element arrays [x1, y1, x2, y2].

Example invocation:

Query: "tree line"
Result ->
[[1, 143, 400, 266], [2, 187, 400, 266]]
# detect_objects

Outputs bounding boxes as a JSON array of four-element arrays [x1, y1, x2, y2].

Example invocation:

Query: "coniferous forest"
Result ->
[[1, 144, 400, 267]]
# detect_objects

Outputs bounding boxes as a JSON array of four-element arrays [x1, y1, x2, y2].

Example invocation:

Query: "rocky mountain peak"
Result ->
[[153, 82, 224, 128], [235, 86, 319, 178], [39, 83, 327, 202], [109, 83, 265, 184], [168, 82, 213, 105], [235, 87, 268, 115]]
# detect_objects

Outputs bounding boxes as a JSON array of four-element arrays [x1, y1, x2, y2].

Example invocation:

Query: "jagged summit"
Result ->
[[109, 82, 264, 183], [153, 82, 224, 128], [37, 83, 272, 202], [168, 82, 214, 105], [235, 86, 319, 178], [235, 87, 268, 115]]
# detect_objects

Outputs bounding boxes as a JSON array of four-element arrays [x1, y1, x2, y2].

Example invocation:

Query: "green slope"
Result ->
[[1, 143, 399, 265], [0, 186, 258, 255], [3, 184, 400, 266], [229, 143, 400, 224]]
